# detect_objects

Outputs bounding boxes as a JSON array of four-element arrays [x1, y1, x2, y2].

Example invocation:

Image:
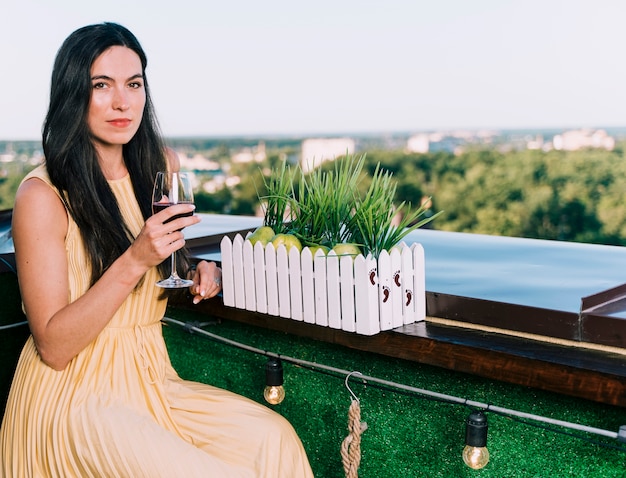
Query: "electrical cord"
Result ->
[[162, 316, 626, 451], [0, 321, 28, 331]]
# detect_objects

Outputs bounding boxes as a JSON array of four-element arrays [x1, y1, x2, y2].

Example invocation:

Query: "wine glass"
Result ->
[[152, 171, 195, 288]]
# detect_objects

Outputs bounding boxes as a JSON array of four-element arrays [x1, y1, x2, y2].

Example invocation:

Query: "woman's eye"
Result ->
[[93, 82, 107, 89], [129, 81, 143, 89]]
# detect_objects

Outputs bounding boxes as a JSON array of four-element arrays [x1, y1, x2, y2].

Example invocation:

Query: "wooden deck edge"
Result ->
[[172, 298, 626, 407], [426, 316, 626, 356]]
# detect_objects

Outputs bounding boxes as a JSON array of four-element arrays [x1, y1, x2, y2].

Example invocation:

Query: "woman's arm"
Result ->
[[13, 177, 198, 370]]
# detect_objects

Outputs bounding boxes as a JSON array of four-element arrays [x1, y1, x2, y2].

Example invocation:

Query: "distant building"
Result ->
[[231, 141, 267, 164], [178, 152, 220, 171], [526, 134, 545, 151], [552, 129, 615, 151], [301, 138, 355, 173], [406, 134, 429, 153], [406, 131, 486, 154]]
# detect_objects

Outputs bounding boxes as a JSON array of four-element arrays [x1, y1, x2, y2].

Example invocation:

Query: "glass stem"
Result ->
[[170, 252, 179, 279]]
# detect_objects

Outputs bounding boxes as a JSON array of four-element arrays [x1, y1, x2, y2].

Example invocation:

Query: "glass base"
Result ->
[[156, 276, 194, 289]]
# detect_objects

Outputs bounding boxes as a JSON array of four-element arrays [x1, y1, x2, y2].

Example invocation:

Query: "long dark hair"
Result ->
[[43, 22, 176, 285]]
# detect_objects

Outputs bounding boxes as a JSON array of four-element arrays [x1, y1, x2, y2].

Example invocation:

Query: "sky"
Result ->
[[2, 0, 626, 140]]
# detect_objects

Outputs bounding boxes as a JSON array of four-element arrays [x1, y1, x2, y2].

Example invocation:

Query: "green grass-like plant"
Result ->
[[258, 153, 440, 257], [257, 160, 295, 234], [351, 163, 443, 257], [290, 154, 364, 248]]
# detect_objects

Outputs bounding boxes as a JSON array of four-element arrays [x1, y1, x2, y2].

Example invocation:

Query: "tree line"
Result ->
[[2, 143, 625, 246], [194, 144, 626, 246]]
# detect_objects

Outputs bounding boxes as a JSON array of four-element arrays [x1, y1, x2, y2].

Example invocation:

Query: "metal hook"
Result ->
[[345, 371, 363, 402]]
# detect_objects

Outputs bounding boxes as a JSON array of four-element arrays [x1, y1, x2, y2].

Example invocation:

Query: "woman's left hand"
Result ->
[[189, 260, 222, 304]]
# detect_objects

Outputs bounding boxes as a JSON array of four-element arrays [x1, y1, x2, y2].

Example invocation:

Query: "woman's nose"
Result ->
[[112, 88, 129, 111]]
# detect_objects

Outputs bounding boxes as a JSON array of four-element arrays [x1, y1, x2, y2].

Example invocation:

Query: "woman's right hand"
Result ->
[[131, 203, 199, 268]]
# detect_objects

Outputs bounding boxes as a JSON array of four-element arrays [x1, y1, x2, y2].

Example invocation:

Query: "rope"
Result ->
[[341, 399, 367, 478]]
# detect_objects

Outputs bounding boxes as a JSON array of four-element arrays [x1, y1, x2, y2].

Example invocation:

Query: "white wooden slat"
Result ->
[[412, 243, 426, 322], [377, 250, 394, 330], [232, 234, 246, 309], [390, 247, 404, 328], [220, 236, 235, 307], [401, 244, 416, 324], [265, 243, 279, 316], [339, 255, 356, 333], [288, 247, 303, 321], [314, 253, 329, 327], [220, 236, 426, 335], [354, 254, 380, 335], [276, 246, 291, 318], [326, 252, 342, 329], [253, 242, 268, 314], [242, 239, 257, 311], [300, 248, 316, 324]]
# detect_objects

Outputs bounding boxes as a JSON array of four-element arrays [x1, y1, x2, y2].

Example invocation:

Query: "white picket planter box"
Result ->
[[220, 234, 426, 335]]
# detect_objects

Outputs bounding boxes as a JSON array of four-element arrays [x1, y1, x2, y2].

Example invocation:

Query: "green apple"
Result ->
[[331, 243, 362, 258], [308, 244, 330, 256], [248, 226, 275, 246], [271, 233, 302, 252]]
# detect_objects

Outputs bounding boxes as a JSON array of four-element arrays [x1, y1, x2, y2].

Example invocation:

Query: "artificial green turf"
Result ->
[[164, 306, 626, 478]]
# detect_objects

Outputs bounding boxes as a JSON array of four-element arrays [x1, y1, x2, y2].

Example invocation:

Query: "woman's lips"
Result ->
[[108, 119, 131, 128]]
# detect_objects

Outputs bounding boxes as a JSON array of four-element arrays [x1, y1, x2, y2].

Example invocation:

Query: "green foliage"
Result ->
[[193, 144, 626, 247], [350, 163, 442, 257], [194, 186, 233, 215], [290, 154, 365, 248], [423, 147, 626, 245], [258, 160, 295, 234], [253, 153, 440, 256], [0, 162, 36, 210]]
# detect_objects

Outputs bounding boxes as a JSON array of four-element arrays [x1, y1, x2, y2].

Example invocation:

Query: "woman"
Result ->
[[0, 22, 313, 477]]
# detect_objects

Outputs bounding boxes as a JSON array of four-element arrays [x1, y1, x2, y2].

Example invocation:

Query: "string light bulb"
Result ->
[[264, 357, 285, 405], [463, 410, 490, 470]]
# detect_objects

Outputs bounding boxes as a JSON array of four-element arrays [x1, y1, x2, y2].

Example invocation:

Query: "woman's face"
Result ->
[[87, 46, 146, 150]]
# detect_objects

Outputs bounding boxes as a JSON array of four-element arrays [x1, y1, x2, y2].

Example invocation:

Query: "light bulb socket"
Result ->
[[465, 410, 488, 447], [265, 357, 283, 386]]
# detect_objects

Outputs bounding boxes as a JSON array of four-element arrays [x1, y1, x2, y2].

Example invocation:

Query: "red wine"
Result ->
[[152, 202, 194, 223]]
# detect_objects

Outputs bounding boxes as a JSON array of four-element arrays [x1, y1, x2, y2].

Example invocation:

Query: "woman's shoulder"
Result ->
[[22, 163, 52, 186], [17, 163, 63, 205]]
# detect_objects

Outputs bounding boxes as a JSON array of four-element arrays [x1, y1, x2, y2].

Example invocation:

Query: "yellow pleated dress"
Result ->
[[0, 165, 314, 478]]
